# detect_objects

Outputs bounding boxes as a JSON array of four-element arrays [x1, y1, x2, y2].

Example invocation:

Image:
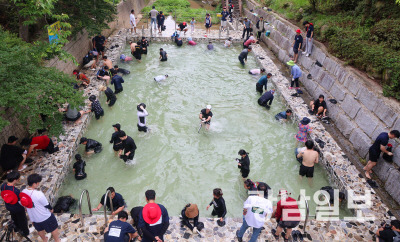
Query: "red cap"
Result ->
[[142, 203, 162, 224], [296, 29, 301, 33], [73, 71, 78, 75], [183, 22, 187, 25], [388, 143, 393, 147], [1, 190, 18, 205], [19, 192, 34, 208]]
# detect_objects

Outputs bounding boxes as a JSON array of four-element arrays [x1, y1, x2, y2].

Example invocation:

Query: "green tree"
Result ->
[[0, 28, 84, 136]]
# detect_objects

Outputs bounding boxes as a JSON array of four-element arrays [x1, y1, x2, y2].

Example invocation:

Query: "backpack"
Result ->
[[393, 230, 400, 242], [256, 21, 260, 29], [82, 55, 91, 65]]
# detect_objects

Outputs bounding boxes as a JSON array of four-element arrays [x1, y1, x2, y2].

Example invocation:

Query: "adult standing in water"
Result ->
[[257, 89, 275, 109], [159, 48, 167, 61], [199, 105, 213, 130], [110, 123, 123, 153], [206, 188, 226, 226], [237, 149, 250, 179], [297, 140, 319, 186], [118, 131, 137, 162], [238, 46, 252, 66], [140, 37, 149, 55], [256, 73, 272, 95], [99, 85, 117, 107], [137, 103, 149, 132]]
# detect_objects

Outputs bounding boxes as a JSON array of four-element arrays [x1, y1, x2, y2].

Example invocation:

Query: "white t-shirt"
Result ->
[[22, 188, 52, 223], [150, 9, 159, 18], [154, 75, 167, 82], [243, 195, 273, 228], [250, 69, 261, 75], [137, 109, 149, 127], [130, 14, 136, 25], [224, 40, 231, 47]]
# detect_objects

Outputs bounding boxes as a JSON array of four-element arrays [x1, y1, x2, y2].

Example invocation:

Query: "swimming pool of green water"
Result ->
[[58, 42, 352, 218]]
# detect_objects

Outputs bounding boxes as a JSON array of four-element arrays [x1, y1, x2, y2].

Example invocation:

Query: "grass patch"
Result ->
[[142, 0, 222, 24]]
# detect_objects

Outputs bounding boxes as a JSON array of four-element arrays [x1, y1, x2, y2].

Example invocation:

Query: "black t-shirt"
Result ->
[[379, 228, 396, 242], [0, 144, 24, 171], [209, 197, 227, 218], [123, 136, 137, 153], [371, 132, 389, 154], [94, 35, 106, 47], [239, 155, 250, 171], [85, 139, 102, 152], [73, 160, 86, 177], [178, 23, 186, 30], [313, 99, 327, 111], [160, 51, 167, 61], [293, 35, 303, 49], [200, 109, 213, 120], [105, 87, 116, 102], [105, 220, 136, 242], [130, 206, 144, 228], [1, 183, 25, 213], [306, 24, 314, 38], [100, 192, 125, 210], [110, 131, 122, 145], [141, 40, 149, 48]]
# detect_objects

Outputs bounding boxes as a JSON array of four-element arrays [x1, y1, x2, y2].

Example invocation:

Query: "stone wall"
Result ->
[[244, 0, 400, 205], [45, 0, 146, 74]]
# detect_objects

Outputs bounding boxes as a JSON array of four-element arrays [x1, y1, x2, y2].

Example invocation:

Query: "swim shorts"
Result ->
[[278, 220, 300, 229], [293, 47, 298, 54], [368, 148, 380, 162], [299, 164, 314, 178]]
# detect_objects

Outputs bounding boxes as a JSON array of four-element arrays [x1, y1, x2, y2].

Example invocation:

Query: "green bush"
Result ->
[[370, 19, 400, 51]]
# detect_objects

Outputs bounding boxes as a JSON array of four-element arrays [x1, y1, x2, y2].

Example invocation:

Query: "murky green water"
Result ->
[[59, 42, 351, 218]]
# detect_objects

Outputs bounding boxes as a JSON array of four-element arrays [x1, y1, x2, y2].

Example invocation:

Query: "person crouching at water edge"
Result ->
[[199, 105, 213, 130], [137, 103, 149, 132]]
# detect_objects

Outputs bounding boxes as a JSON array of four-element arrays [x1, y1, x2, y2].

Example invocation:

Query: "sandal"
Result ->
[[271, 229, 279, 240]]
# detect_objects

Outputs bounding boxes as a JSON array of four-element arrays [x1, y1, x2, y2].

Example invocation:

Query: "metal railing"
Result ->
[[298, 194, 309, 234], [103, 189, 114, 227], [316, 192, 332, 228], [78, 189, 92, 227]]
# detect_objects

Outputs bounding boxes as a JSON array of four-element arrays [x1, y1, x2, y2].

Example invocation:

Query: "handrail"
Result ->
[[316, 192, 332, 226], [78, 189, 93, 227], [103, 189, 114, 227], [298, 194, 309, 234]]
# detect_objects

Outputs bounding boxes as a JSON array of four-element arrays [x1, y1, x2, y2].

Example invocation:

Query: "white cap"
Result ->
[[206, 105, 212, 110]]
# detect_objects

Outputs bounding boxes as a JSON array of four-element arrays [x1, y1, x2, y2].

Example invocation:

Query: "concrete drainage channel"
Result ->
[[0, 27, 395, 241]]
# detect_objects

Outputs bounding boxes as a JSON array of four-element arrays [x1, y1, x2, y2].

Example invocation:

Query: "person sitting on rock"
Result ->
[[310, 95, 327, 118], [79, 137, 102, 154], [181, 203, 200, 233], [82, 51, 96, 70]]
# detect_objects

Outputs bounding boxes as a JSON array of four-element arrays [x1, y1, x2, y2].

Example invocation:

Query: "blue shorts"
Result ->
[[33, 214, 58, 233]]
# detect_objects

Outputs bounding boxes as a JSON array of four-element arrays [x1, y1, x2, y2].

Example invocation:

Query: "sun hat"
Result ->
[[278, 189, 291, 196], [286, 60, 295, 66], [206, 105, 212, 110], [1, 188, 18, 205], [296, 29, 301, 33], [300, 117, 311, 125], [142, 203, 162, 224], [185, 204, 199, 218], [19, 192, 34, 208]]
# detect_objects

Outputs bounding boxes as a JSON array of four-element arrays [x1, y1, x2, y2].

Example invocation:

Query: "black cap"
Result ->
[[75, 154, 82, 160], [80, 137, 88, 144], [112, 123, 121, 130], [8, 136, 18, 143]]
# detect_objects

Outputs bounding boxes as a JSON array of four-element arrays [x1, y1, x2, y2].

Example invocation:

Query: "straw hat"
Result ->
[[185, 204, 199, 218]]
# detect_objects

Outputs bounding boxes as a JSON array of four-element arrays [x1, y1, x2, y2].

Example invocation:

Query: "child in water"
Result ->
[[206, 188, 226, 226], [73, 154, 87, 180]]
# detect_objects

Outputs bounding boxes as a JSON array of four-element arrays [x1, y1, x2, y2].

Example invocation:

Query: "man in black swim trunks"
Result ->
[[199, 105, 213, 130], [363, 130, 400, 179], [297, 140, 319, 186], [133, 42, 142, 62]]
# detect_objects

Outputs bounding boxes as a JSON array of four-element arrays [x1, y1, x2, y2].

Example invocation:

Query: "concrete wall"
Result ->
[[46, 0, 146, 74], [244, 0, 400, 204]]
